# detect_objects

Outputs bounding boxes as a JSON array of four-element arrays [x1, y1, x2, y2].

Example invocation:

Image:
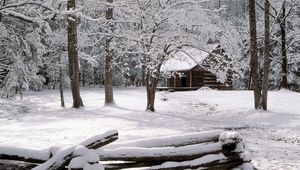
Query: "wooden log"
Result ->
[[219, 131, 244, 157], [105, 130, 222, 149], [103, 161, 164, 170], [0, 130, 118, 165], [146, 153, 247, 170], [100, 131, 248, 169], [99, 142, 225, 162], [102, 153, 249, 170], [32, 130, 118, 170], [0, 147, 50, 163], [79, 130, 118, 150], [0, 160, 38, 170]]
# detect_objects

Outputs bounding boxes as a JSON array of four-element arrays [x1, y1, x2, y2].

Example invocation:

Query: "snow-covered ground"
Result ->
[[0, 87, 299, 170]]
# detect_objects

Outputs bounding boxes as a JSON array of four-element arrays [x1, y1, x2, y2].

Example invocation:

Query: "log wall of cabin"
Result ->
[[168, 71, 192, 87], [168, 71, 203, 88], [166, 69, 233, 90], [191, 71, 203, 87], [164, 45, 234, 90]]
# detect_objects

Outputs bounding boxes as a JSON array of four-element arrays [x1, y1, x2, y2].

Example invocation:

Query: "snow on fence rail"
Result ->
[[0, 130, 255, 170]]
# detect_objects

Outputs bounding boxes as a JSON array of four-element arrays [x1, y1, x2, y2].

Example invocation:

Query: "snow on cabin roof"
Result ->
[[161, 45, 217, 72]]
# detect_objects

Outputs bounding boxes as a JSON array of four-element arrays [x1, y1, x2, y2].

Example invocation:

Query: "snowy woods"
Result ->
[[0, 0, 299, 110], [1, 1, 300, 169]]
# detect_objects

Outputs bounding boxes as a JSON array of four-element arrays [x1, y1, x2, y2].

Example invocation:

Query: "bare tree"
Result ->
[[67, 0, 83, 108], [59, 54, 65, 108], [280, 1, 288, 89], [262, 0, 271, 110], [104, 0, 115, 105], [249, 0, 261, 109], [257, 0, 299, 89]]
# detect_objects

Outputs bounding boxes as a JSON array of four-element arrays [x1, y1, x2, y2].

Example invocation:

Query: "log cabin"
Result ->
[[159, 45, 233, 91]]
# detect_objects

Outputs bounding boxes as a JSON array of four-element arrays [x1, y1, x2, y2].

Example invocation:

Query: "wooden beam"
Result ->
[[106, 130, 222, 149], [0, 130, 119, 166], [0, 160, 38, 170], [98, 142, 224, 162], [32, 130, 118, 170], [0, 147, 50, 164], [103, 153, 248, 170], [147, 154, 245, 170]]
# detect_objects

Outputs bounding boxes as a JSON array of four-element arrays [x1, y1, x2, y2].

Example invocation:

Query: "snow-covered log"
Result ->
[[0, 130, 118, 170], [78, 130, 118, 150], [0, 130, 254, 170], [99, 131, 243, 162], [103, 152, 250, 170], [145, 153, 249, 170], [219, 131, 244, 156], [0, 147, 50, 163], [105, 130, 222, 149], [32, 130, 118, 170], [0, 160, 38, 170], [100, 131, 252, 170], [99, 142, 222, 162], [68, 149, 104, 170]]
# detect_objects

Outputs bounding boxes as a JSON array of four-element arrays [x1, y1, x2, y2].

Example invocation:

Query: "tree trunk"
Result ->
[[280, 1, 288, 89], [67, 0, 83, 108], [146, 72, 159, 112], [249, 0, 261, 109], [104, 0, 115, 105], [262, 0, 270, 110], [59, 55, 65, 108], [248, 73, 252, 90], [142, 65, 146, 86]]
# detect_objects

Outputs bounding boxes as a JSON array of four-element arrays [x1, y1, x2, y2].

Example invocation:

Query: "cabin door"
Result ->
[[181, 77, 187, 87]]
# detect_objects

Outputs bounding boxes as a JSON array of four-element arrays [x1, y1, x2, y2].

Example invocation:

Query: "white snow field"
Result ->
[[0, 87, 299, 170]]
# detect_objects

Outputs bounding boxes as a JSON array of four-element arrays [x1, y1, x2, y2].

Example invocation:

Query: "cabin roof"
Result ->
[[161, 44, 218, 72]]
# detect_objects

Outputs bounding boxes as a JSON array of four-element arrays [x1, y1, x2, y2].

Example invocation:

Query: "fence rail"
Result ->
[[0, 130, 254, 170]]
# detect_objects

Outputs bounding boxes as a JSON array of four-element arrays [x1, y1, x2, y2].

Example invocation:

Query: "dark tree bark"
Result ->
[[262, 0, 270, 110], [104, 0, 115, 105], [144, 43, 169, 111], [145, 60, 164, 112], [142, 65, 146, 86], [249, 0, 261, 109], [67, 0, 83, 108], [280, 1, 288, 89], [145, 73, 158, 112], [59, 55, 65, 108]]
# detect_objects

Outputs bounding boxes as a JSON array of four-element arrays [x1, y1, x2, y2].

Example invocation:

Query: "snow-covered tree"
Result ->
[[0, 15, 46, 97], [252, 0, 300, 90], [0, 0, 61, 97], [108, 0, 242, 111], [67, 0, 84, 108]]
